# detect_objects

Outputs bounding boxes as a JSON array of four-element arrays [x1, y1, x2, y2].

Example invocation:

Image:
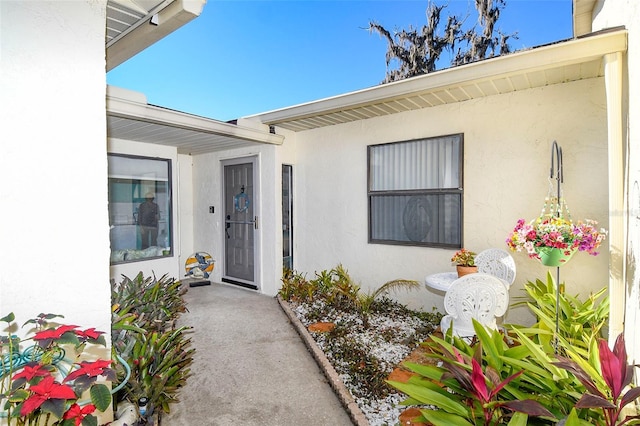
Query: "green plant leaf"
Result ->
[[0, 312, 15, 323], [387, 380, 469, 417], [421, 409, 474, 426], [82, 415, 98, 426], [40, 398, 66, 420], [473, 320, 503, 370], [7, 389, 29, 403], [561, 407, 592, 426], [506, 411, 528, 426], [402, 362, 444, 381], [90, 383, 112, 412], [502, 342, 535, 359], [510, 328, 566, 379], [500, 356, 553, 381]]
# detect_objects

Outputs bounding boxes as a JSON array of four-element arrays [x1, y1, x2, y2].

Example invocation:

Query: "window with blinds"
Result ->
[[367, 134, 463, 247]]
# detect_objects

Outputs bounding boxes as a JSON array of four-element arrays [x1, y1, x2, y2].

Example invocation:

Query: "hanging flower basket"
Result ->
[[506, 197, 607, 267], [535, 246, 577, 267]]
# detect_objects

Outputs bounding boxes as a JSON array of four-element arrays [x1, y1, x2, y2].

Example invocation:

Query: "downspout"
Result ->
[[604, 51, 626, 343]]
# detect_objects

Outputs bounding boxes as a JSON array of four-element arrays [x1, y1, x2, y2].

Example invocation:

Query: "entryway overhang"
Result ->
[[106, 0, 207, 72], [248, 29, 627, 132], [107, 87, 284, 155]]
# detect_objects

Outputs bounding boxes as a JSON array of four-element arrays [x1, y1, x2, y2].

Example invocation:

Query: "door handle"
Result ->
[[254, 216, 258, 230]]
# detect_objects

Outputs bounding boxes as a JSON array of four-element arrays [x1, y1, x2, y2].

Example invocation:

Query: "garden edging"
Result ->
[[277, 295, 369, 426]]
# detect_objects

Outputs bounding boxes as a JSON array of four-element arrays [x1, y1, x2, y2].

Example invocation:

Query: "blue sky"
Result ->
[[107, 0, 573, 122]]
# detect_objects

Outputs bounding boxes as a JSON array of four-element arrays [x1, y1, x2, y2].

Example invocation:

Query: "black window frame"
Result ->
[[367, 134, 464, 248], [108, 153, 173, 264]]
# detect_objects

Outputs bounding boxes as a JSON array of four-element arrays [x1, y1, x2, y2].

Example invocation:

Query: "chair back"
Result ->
[[476, 248, 516, 287], [441, 273, 509, 337]]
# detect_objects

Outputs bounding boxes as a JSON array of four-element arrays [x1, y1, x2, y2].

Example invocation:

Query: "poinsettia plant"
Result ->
[[506, 216, 607, 260], [0, 312, 115, 426]]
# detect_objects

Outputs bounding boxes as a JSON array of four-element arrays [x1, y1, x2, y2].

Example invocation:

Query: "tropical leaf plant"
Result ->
[[555, 333, 640, 426], [512, 271, 609, 356], [354, 279, 421, 327], [111, 273, 194, 422], [389, 320, 555, 426]]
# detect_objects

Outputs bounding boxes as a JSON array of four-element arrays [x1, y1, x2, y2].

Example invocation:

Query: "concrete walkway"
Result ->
[[164, 282, 354, 425]]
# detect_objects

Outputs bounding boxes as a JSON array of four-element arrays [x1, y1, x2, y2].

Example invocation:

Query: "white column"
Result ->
[[604, 51, 626, 343]]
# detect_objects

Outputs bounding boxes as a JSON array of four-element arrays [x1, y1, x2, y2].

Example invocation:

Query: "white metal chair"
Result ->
[[440, 273, 509, 338], [475, 248, 516, 288]]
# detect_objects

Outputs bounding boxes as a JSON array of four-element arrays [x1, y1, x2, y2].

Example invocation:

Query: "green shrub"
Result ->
[[111, 273, 194, 421], [511, 271, 608, 357]]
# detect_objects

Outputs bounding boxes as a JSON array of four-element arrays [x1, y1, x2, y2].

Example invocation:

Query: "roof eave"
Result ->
[[249, 29, 627, 128], [106, 0, 207, 71], [107, 91, 284, 151]]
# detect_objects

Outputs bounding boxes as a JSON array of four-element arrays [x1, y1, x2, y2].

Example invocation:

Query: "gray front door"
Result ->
[[223, 159, 257, 290]]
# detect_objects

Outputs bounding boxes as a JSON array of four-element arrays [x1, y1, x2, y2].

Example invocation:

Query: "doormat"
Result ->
[[188, 280, 211, 288]]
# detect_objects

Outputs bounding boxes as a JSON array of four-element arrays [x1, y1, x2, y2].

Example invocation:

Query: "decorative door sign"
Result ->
[[234, 185, 250, 213]]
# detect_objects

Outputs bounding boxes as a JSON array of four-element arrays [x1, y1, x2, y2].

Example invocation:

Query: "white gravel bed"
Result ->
[[289, 299, 438, 426]]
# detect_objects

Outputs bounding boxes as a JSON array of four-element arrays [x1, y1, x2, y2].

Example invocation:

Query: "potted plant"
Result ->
[[506, 216, 607, 267], [451, 248, 477, 277]]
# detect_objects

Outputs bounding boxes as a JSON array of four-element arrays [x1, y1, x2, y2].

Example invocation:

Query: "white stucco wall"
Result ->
[[178, 153, 195, 276], [0, 1, 112, 336], [286, 78, 609, 325], [108, 139, 183, 283], [592, 0, 640, 361]]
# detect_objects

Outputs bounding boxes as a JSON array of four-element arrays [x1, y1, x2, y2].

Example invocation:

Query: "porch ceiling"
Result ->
[[107, 90, 284, 155], [106, 0, 206, 71], [250, 29, 627, 132]]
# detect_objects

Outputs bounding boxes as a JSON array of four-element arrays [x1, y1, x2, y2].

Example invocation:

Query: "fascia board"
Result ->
[[107, 96, 284, 146], [251, 29, 627, 125], [107, 0, 206, 71]]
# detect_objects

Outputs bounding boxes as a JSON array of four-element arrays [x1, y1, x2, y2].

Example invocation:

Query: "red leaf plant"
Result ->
[[19, 375, 77, 417], [554, 333, 640, 426], [63, 403, 97, 426], [442, 348, 553, 425], [0, 312, 114, 425]]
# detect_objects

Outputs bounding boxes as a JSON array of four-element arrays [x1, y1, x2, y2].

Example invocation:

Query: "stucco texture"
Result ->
[[289, 78, 609, 325], [0, 1, 112, 337]]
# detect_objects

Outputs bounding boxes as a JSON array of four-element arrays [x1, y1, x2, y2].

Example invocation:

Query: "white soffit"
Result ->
[[251, 29, 627, 132], [106, 0, 206, 71], [107, 92, 284, 156]]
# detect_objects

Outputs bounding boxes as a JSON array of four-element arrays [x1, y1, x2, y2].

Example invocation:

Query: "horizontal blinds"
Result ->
[[369, 135, 460, 191]]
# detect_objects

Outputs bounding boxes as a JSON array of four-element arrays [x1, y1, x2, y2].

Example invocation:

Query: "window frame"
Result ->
[[108, 153, 173, 264], [367, 133, 464, 248]]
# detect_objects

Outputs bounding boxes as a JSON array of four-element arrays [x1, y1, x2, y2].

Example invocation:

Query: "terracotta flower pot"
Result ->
[[456, 265, 478, 277]]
